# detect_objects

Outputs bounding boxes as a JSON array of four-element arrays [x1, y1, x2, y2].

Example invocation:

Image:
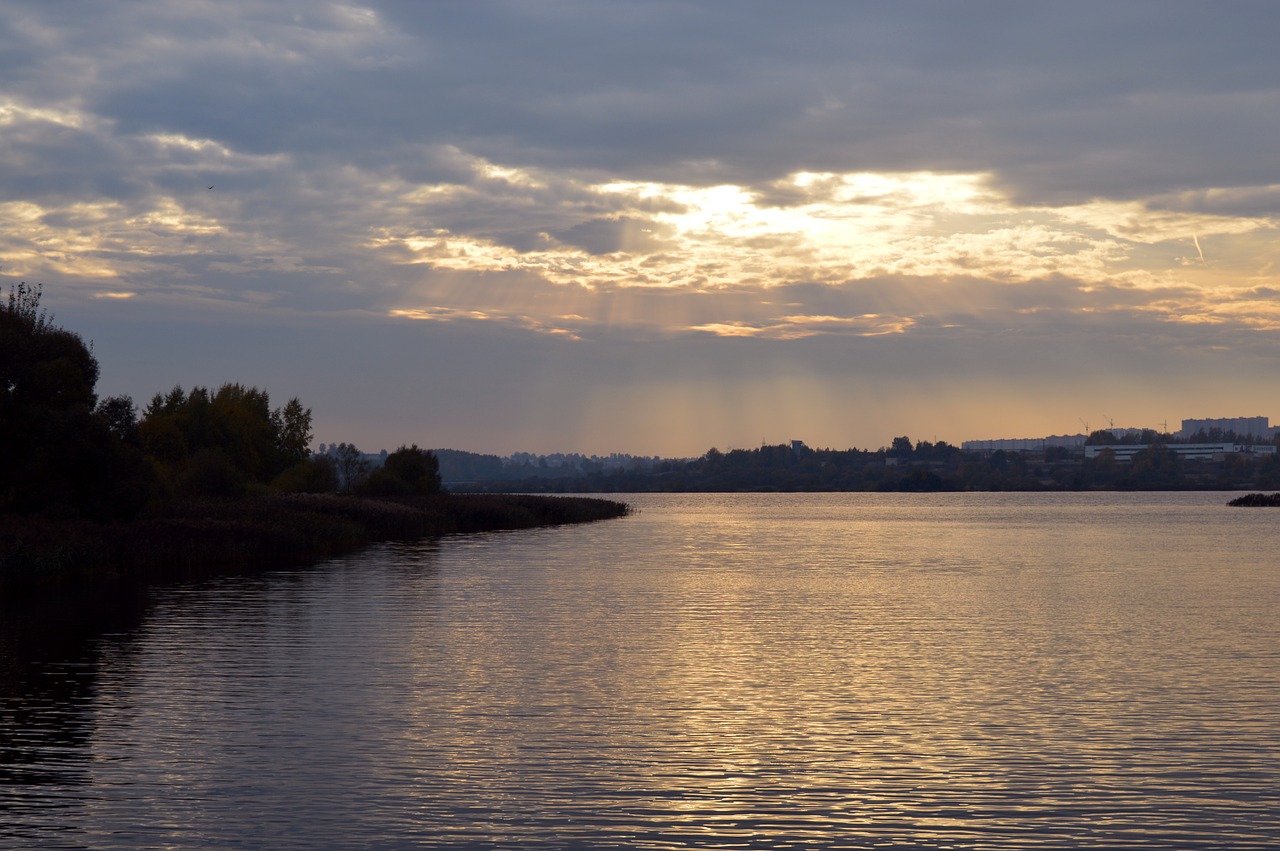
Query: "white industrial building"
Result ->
[[1083, 443, 1277, 462], [965, 415, 1279, 455]]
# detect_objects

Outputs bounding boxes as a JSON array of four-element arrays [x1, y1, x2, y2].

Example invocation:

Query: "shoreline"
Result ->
[[0, 492, 630, 598]]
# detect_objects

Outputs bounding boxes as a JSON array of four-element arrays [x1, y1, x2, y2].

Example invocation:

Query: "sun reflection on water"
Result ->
[[3, 493, 1278, 848]]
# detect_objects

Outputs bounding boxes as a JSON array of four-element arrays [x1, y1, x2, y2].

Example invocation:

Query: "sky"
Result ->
[[3, 1, 1279, 456]]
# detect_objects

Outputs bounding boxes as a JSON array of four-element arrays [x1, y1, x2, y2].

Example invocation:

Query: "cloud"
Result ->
[[1150, 185, 1280, 219], [4, 1, 1280, 453], [8, 2, 1278, 195], [688, 313, 916, 340], [549, 216, 676, 256]]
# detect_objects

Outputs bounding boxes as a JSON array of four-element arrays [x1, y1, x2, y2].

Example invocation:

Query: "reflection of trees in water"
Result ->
[[0, 589, 150, 792], [0, 547, 447, 845]]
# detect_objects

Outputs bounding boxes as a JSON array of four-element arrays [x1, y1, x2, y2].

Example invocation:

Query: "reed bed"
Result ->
[[0, 493, 630, 597]]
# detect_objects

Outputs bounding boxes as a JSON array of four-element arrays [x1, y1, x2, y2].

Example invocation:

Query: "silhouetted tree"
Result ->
[[0, 283, 149, 517], [272, 397, 313, 469], [1120, 445, 1184, 489], [95, 394, 139, 443], [1085, 429, 1117, 446], [138, 382, 314, 491], [328, 442, 372, 493], [361, 444, 441, 496], [273, 454, 339, 493]]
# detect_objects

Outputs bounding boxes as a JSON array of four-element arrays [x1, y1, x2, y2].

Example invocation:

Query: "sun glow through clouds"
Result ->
[[5, 2, 1280, 456], [375, 165, 1278, 341], [382, 168, 1269, 289]]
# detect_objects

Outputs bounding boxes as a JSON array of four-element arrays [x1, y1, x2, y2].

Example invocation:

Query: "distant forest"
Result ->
[[435, 435, 1280, 494]]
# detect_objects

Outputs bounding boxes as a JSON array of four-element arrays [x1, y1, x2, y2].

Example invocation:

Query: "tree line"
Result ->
[[1, 283, 439, 521], [448, 437, 1280, 493], [1084, 427, 1278, 446]]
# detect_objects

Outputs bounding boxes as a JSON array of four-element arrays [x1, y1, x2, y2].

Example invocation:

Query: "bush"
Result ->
[[272, 456, 339, 494], [178, 450, 248, 500], [357, 445, 441, 497], [361, 468, 412, 497]]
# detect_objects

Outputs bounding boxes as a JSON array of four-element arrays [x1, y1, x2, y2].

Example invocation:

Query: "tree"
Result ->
[[1121, 445, 1183, 488], [1, 282, 149, 517], [362, 444, 442, 496], [95, 394, 139, 443], [329, 442, 372, 493], [272, 454, 339, 493], [1137, 429, 1162, 445], [272, 397, 313, 469], [1086, 429, 1117, 446], [2, 282, 98, 413], [137, 382, 316, 490]]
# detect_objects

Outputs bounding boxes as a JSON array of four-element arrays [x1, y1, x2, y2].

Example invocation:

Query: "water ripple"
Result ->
[[2, 492, 1279, 848]]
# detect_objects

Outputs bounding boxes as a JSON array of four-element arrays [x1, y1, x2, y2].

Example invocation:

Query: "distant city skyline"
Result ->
[[5, 3, 1279, 456], [326, 412, 1276, 459]]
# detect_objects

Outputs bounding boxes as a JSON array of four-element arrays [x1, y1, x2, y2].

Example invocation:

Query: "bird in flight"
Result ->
[[208, 185, 214, 190]]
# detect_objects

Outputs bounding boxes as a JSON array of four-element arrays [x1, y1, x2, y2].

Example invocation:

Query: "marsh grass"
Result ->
[[1226, 492, 1280, 506], [0, 493, 629, 597]]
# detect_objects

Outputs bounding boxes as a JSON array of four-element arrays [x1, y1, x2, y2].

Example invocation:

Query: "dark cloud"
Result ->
[[5, 0, 1280, 452], [1150, 186, 1280, 219], [0, 119, 134, 203], [7, 0, 1276, 200], [549, 216, 675, 256]]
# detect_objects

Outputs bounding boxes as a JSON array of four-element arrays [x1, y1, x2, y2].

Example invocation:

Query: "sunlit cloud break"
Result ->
[[377, 163, 1277, 339], [375, 165, 1273, 291], [688, 314, 915, 340], [5, 1, 1280, 454]]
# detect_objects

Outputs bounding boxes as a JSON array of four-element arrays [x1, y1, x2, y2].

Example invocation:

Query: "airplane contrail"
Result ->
[[1193, 234, 1205, 263]]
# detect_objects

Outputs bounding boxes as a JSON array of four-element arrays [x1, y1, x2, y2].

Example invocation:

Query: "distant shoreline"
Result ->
[[0, 492, 630, 598], [1227, 492, 1280, 507]]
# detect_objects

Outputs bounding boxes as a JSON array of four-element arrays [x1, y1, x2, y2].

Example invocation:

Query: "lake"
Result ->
[[3, 492, 1279, 849]]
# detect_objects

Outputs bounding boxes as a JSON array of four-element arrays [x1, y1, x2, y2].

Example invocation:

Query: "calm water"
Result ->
[[3, 492, 1279, 849]]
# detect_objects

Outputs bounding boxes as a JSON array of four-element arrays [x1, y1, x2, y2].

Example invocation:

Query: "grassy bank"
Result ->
[[0, 493, 630, 597]]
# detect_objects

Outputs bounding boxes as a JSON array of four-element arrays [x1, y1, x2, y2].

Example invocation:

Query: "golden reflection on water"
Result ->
[[354, 493, 1280, 847], [3, 493, 1279, 848]]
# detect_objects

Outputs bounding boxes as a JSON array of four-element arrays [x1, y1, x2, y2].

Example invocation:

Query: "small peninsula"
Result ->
[[0, 283, 627, 597], [1227, 493, 1280, 507]]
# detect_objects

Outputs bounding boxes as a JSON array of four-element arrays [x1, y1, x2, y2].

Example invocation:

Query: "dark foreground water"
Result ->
[[3, 492, 1279, 849]]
